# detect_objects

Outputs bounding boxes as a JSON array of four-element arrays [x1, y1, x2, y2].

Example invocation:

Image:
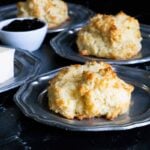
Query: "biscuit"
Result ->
[[17, 0, 69, 28], [77, 11, 142, 60], [47, 61, 134, 120]]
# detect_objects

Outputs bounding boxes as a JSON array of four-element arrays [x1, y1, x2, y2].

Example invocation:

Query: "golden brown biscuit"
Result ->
[[47, 61, 134, 120], [17, 0, 69, 28], [77, 11, 142, 60]]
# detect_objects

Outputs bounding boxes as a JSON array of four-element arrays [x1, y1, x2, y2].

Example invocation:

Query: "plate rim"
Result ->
[[14, 66, 150, 131]]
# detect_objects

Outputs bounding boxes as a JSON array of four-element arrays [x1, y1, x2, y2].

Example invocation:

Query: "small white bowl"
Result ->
[[0, 18, 48, 52]]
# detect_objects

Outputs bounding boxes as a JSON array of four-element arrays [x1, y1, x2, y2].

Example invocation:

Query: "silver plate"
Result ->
[[50, 28, 150, 65], [0, 47, 40, 93], [0, 3, 94, 33], [14, 66, 150, 131]]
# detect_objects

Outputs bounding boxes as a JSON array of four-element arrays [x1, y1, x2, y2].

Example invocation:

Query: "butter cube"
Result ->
[[0, 46, 15, 83]]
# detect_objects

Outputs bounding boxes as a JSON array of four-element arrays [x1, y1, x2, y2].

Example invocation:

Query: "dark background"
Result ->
[[0, 0, 149, 14], [1, 0, 150, 24]]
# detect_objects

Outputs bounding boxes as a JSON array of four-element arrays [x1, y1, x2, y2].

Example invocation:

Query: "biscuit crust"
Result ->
[[17, 0, 69, 28], [47, 61, 134, 120], [77, 12, 142, 60]]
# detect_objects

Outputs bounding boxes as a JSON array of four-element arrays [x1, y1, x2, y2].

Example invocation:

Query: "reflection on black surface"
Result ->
[[2, 113, 150, 150], [0, 89, 20, 145]]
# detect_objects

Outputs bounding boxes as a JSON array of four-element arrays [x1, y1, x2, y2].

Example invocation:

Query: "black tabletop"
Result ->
[[0, 1, 150, 149]]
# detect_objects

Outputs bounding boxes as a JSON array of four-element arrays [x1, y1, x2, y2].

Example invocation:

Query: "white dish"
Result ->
[[0, 18, 47, 51]]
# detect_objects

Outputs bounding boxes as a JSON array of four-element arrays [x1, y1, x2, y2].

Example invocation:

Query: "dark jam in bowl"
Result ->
[[2, 18, 45, 32]]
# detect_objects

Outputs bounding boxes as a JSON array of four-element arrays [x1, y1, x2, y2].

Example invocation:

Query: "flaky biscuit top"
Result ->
[[77, 12, 142, 60], [17, 0, 69, 28], [48, 61, 134, 120]]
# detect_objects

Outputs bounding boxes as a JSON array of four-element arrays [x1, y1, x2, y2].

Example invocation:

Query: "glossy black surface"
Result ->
[[0, 0, 150, 149]]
